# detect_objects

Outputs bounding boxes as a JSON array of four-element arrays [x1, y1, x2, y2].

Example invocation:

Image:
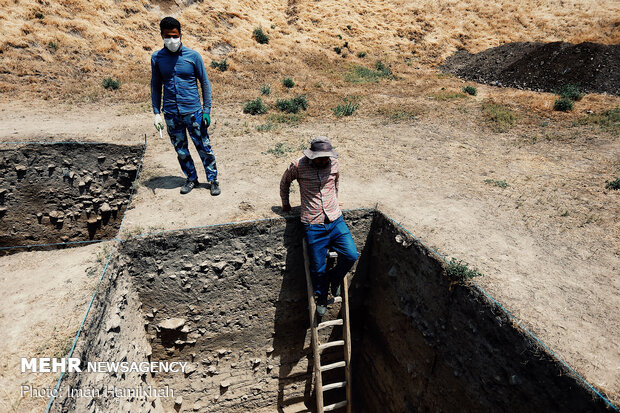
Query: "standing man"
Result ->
[[280, 137, 359, 316], [151, 16, 221, 196]]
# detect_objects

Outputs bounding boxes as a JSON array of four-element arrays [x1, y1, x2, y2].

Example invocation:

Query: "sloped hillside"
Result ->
[[0, 0, 618, 103]]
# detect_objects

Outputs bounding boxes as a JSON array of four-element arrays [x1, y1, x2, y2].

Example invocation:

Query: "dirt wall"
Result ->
[[0, 143, 143, 254], [53, 209, 374, 412], [355, 212, 611, 413]]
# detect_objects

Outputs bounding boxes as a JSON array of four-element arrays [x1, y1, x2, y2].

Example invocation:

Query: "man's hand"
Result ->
[[282, 204, 291, 212], [203, 112, 211, 128], [154, 114, 164, 131]]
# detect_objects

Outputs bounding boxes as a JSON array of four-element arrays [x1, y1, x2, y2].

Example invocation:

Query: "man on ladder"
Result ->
[[280, 137, 359, 316]]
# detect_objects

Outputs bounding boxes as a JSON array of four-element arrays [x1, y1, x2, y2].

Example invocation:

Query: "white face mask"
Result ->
[[164, 38, 181, 52]]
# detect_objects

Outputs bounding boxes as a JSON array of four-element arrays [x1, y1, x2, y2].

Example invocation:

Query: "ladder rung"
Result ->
[[327, 251, 338, 258], [317, 319, 343, 330], [323, 381, 346, 392], [320, 361, 346, 372], [318, 340, 344, 352], [323, 400, 348, 411]]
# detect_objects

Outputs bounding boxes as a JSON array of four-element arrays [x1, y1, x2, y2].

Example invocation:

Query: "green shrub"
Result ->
[[34, 11, 44, 19], [260, 84, 271, 95], [267, 113, 303, 125], [282, 78, 295, 88], [334, 46, 342, 54], [210, 59, 228, 72], [375, 61, 392, 77], [276, 95, 308, 114], [102, 77, 120, 90], [253, 27, 269, 44], [463, 85, 477, 96], [243, 98, 267, 115], [482, 101, 518, 132], [446, 258, 483, 282], [48, 41, 58, 51], [357, 51, 366, 58], [332, 96, 360, 117], [554, 98, 574, 112], [605, 178, 620, 190], [256, 123, 276, 132], [484, 179, 509, 188], [556, 84, 584, 101]]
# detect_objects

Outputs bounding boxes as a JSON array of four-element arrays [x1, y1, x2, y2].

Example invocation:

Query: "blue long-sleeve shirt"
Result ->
[[150, 44, 211, 115]]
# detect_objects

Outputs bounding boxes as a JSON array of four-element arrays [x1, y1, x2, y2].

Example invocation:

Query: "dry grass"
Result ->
[[0, 0, 618, 107]]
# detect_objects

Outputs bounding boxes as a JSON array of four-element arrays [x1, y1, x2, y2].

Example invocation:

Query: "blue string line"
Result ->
[[383, 214, 618, 411], [0, 239, 110, 251], [44, 242, 117, 413]]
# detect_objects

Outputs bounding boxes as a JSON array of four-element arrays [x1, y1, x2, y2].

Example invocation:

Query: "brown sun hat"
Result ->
[[303, 136, 338, 159]]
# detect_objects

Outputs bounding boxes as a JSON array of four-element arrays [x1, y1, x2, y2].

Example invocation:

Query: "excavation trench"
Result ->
[[53, 209, 611, 412], [0, 143, 143, 254]]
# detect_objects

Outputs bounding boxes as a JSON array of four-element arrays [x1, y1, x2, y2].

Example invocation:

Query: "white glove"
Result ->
[[154, 114, 164, 131]]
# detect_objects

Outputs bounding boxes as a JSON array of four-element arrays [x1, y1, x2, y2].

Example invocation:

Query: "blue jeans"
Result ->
[[305, 215, 359, 298], [164, 108, 217, 182]]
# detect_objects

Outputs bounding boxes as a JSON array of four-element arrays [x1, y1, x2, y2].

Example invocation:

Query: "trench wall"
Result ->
[[0, 143, 142, 253], [54, 209, 374, 413], [355, 212, 611, 413]]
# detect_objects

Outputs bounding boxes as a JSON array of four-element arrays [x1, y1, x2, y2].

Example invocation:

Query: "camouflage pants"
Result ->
[[164, 108, 217, 182]]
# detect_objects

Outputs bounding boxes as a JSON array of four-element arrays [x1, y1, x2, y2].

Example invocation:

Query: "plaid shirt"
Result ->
[[280, 156, 341, 224]]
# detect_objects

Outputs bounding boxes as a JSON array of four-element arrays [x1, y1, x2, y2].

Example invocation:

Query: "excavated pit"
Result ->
[[0, 143, 143, 254], [53, 209, 611, 412]]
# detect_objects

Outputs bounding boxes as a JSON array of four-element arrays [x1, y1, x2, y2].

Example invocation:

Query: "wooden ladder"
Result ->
[[303, 239, 352, 413]]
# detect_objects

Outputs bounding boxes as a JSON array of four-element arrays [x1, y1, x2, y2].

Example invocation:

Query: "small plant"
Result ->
[[334, 46, 342, 54], [345, 63, 393, 83], [48, 41, 58, 51], [343, 41, 349, 49], [260, 84, 271, 95], [210, 59, 228, 72], [375, 61, 392, 77], [463, 85, 477, 96], [484, 179, 509, 188], [276, 95, 308, 114], [102, 77, 120, 90], [556, 84, 584, 102], [553, 98, 574, 112], [605, 178, 620, 190], [263, 142, 294, 157], [346, 25, 352, 30], [282, 78, 295, 88], [577, 108, 619, 133], [253, 27, 269, 44], [243, 98, 267, 115], [256, 123, 276, 132], [445, 258, 482, 282], [268, 113, 303, 125], [332, 96, 360, 117], [34, 11, 44, 19], [482, 101, 518, 132], [357, 51, 366, 58]]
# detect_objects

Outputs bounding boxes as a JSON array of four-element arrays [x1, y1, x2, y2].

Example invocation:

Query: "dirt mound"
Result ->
[[441, 42, 620, 95]]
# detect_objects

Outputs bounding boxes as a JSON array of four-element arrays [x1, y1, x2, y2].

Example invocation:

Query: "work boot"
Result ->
[[210, 180, 221, 196], [180, 179, 198, 194], [331, 282, 341, 298], [315, 294, 327, 317]]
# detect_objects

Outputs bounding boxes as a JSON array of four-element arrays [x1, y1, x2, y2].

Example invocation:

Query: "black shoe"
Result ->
[[315, 294, 327, 317], [331, 282, 341, 298], [210, 180, 221, 196], [180, 179, 198, 194]]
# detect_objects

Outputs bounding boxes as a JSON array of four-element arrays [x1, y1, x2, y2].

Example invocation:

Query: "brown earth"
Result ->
[[0, 0, 619, 411]]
